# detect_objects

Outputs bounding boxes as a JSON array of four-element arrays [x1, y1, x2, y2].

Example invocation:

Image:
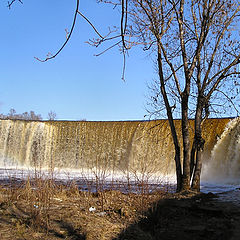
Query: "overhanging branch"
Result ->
[[35, 0, 79, 62]]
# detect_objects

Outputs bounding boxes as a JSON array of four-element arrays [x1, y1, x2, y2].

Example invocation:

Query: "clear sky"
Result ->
[[0, 0, 156, 121]]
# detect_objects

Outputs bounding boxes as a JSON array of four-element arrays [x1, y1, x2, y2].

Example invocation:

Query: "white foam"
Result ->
[[202, 117, 240, 183]]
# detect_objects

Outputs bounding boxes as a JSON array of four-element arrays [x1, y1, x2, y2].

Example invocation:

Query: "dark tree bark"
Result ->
[[181, 92, 191, 191], [191, 95, 206, 191], [157, 48, 183, 192]]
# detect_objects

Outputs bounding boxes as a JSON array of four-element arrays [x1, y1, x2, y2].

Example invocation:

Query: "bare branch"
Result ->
[[215, 89, 240, 115], [159, 42, 182, 95], [121, 0, 128, 49], [188, 0, 214, 81], [77, 10, 104, 39], [94, 40, 122, 56], [173, 0, 190, 83], [122, 49, 127, 81], [207, 56, 240, 98], [35, 0, 79, 62], [202, 6, 240, 89], [7, 0, 22, 9]]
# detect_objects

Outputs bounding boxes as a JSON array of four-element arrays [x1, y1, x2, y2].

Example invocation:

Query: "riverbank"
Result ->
[[0, 179, 240, 240], [117, 191, 240, 240]]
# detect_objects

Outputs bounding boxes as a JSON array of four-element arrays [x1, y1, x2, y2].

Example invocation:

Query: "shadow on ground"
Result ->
[[53, 220, 86, 240], [1, 185, 240, 240], [114, 192, 240, 240]]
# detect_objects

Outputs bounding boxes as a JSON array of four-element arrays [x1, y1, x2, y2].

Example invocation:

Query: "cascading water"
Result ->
[[202, 117, 240, 184], [0, 118, 237, 192], [0, 120, 177, 177], [200, 117, 240, 201]]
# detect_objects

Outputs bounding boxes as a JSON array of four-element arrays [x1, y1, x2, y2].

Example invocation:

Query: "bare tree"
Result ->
[[29, 110, 42, 120], [47, 110, 57, 121], [89, 0, 240, 192], [8, 0, 240, 192], [122, 0, 240, 192], [8, 108, 17, 119]]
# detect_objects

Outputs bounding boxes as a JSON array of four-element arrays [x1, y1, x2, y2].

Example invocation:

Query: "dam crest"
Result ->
[[0, 118, 239, 184]]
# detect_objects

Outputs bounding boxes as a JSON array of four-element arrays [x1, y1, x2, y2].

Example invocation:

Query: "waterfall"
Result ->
[[0, 120, 176, 175], [202, 117, 240, 184], [0, 118, 233, 182]]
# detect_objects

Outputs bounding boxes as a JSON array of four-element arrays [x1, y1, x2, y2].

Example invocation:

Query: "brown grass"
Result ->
[[0, 177, 238, 240], [0, 177, 168, 240]]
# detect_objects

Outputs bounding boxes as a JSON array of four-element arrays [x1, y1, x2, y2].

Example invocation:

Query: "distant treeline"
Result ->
[[0, 108, 42, 120], [0, 109, 88, 121], [0, 108, 56, 120]]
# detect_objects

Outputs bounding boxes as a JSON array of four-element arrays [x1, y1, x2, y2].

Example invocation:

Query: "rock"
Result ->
[[89, 206, 96, 212], [206, 192, 218, 198]]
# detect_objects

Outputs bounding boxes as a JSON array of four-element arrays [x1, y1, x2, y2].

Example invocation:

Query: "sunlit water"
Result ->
[[0, 167, 239, 203], [201, 117, 240, 205]]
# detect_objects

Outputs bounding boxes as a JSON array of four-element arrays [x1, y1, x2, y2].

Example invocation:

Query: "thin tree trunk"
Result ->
[[190, 139, 196, 178], [157, 48, 183, 192], [174, 145, 182, 192], [181, 92, 191, 191], [191, 96, 205, 191], [191, 148, 203, 191]]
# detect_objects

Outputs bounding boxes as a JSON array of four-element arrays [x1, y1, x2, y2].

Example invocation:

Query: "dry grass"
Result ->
[[0, 177, 238, 240], [0, 177, 168, 240]]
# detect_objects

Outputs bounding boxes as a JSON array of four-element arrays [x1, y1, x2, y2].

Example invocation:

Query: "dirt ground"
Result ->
[[0, 180, 240, 240], [117, 192, 240, 240]]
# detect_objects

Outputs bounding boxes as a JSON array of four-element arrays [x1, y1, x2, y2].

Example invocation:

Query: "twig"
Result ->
[[94, 41, 122, 56], [122, 50, 126, 81], [215, 89, 240, 115]]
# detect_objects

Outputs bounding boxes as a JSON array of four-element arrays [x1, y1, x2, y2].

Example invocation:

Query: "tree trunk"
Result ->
[[191, 95, 205, 191], [181, 92, 191, 191], [190, 139, 196, 178], [191, 148, 203, 191], [157, 47, 183, 192], [175, 145, 182, 192]]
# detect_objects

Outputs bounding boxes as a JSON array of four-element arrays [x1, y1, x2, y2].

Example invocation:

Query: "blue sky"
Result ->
[[0, 0, 156, 120]]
